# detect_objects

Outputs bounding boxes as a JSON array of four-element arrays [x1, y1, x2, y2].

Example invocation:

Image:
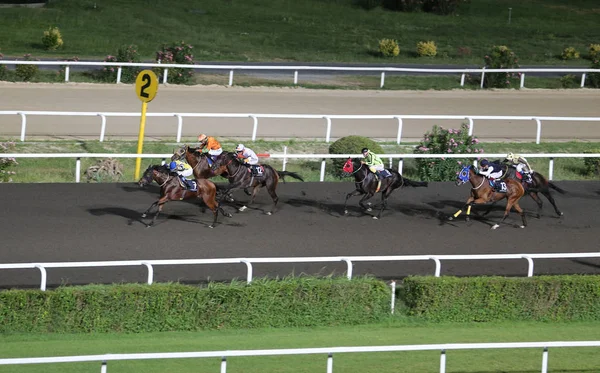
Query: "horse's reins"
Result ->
[[471, 176, 486, 190]]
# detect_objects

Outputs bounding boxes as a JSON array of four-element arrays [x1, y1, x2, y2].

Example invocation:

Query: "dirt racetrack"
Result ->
[[0, 180, 598, 289]]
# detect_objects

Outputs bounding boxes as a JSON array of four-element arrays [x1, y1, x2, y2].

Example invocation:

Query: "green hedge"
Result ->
[[0, 277, 390, 333], [402, 275, 600, 322]]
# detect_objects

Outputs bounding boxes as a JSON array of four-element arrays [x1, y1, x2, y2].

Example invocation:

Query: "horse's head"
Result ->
[[456, 165, 472, 186], [210, 152, 233, 175], [342, 157, 355, 176], [171, 144, 187, 162], [138, 164, 156, 187], [139, 164, 169, 187]]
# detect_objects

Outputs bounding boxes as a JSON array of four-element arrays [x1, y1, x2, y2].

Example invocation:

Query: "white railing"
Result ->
[[2, 152, 599, 182], [0, 341, 598, 373], [2, 253, 600, 291], [3, 110, 600, 144], [2, 60, 597, 88]]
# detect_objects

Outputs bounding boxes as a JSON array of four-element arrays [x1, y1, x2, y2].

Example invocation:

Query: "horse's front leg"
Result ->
[[448, 196, 474, 221], [142, 201, 158, 218], [149, 197, 169, 227], [239, 185, 261, 213], [343, 189, 364, 215], [358, 193, 374, 213]]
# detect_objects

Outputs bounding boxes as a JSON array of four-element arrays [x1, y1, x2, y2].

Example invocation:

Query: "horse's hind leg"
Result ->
[[150, 200, 167, 227], [492, 197, 519, 230], [375, 189, 394, 220], [344, 189, 364, 215], [201, 192, 221, 228], [542, 190, 563, 217], [529, 192, 543, 219], [358, 193, 374, 213], [512, 202, 527, 228], [265, 186, 279, 215]]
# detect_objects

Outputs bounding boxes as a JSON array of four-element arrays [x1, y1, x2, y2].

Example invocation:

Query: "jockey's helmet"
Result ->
[[236, 144, 245, 152], [169, 161, 177, 171], [361, 148, 369, 154], [480, 159, 490, 167], [507, 152, 515, 160], [197, 134, 207, 143]]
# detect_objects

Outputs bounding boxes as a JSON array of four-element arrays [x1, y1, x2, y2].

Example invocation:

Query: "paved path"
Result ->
[[0, 181, 598, 289], [1, 83, 600, 142]]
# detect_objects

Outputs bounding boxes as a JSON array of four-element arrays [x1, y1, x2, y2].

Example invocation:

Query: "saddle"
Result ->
[[377, 169, 393, 179], [177, 177, 197, 192], [247, 165, 265, 177]]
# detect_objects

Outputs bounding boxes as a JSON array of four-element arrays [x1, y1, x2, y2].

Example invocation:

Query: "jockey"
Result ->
[[505, 152, 534, 183], [169, 160, 194, 190], [196, 134, 223, 165], [478, 159, 504, 190], [235, 144, 259, 165], [361, 148, 385, 179]]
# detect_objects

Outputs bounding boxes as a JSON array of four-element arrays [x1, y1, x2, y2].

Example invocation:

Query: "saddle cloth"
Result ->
[[489, 180, 508, 193], [247, 165, 265, 177]]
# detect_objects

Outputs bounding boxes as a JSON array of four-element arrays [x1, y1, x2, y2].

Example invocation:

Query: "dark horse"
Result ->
[[450, 165, 526, 229], [341, 158, 428, 219], [500, 163, 566, 218], [138, 164, 231, 228], [211, 151, 304, 215]]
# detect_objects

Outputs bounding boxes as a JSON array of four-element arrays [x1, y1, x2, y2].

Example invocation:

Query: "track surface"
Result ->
[[1, 180, 599, 289], [2, 84, 600, 141]]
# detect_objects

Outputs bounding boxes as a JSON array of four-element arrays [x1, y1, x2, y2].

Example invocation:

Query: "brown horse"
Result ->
[[138, 164, 231, 228], [450, 165, 526, 229], [211, 151, 304, 215], [342, 158, 428, 219]]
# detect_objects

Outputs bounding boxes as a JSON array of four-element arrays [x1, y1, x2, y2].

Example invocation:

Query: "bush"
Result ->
[[589, 57, 600, 88], [355, 0, 382, 10], [589, 44, 600, 60], [413, 123, 482, 181], [402, 275, 600, 322], [422, 0, 469, 15], [0, 51, 7, 81], [583, 150, 600, 177], [15, 54, 39, 81], [383, 0, 423, 12], [0, 142, 18, 183], [560, 74, 579, 88], [0, 277, 390, 333], [483, 45, 520, 88], [378, 38, 400, 57], [154, 41, 195, 85], [85, 158, 124, 182], [561, 47, 580, 60], [329, 136, 384, 178], [41, 26, 64, 51], [416, 41, 437, 57], [100, 44, 141, 83]]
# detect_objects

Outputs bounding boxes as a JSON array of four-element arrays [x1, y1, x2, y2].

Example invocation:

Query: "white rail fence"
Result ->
[[2, 60, 598, 88], [2, 152, 599, 182], [0, 341, 598, 373], [2, 253, 600, 291], [3, 110, 600, 144]]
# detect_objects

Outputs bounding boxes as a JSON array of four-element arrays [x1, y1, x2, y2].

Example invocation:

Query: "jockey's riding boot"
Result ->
[[375, 171, 381, 180]]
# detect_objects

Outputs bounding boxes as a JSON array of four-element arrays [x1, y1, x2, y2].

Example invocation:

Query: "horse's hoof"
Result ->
[[448, 216, 453, 221], [367, 202, 372, 206], [226, 213, 232, 218], [366, 208, 372, 212], [519, 225, 526, 229], [343, 210, 349, 215], [239, 206, 247, 212], [146, 224, 152, 228], [208, 225, 214, 229], [558, 212, 564, 216], [141, 214, 147, 218], [372, 216, 378, 220], [491, 224, 500, 230], [266, 211, 272, 215]]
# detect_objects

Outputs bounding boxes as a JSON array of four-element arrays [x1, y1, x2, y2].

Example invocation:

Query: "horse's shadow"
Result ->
[[87, 207, 148, 226], [427, 200, 532, 228]]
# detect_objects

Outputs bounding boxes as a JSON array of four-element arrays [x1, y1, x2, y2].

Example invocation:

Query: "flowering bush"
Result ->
[[0, 142, 18, 183], [15, 54, 39, 81], [100, 45, 141, 83], [42, 26, 64, 51], [589, 44, 600, 60], [55, 56, 79, 82], [561, 47, 580, 60], [413, 123, 483, 181], [378, 38, 400, 57], [416, 41, 437, 57], [483, 45, 520, 88], [155, 41, 195, 85]]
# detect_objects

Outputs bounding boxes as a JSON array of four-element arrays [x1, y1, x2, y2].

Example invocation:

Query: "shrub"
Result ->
[[589, 57, 600, 88], [378, 38, 399, 57], [383, 0, 423, 12], [15, 54, 39, 81], [85, 158, 124, 182], [329, 136, 384, 178], [100, 44, 141, 83], [422, 0, 469, 15], [154, 41, 195, 85], [41, 26, 64, 51], [0, 51, 7, 80], [561, 47, 580, 60], [483, 45, 520, 88], [589, 44, 600, 60], [583, 150, 600, 177], [413, 123, 482, 182], [0, 142, 18, 183], [560, 74, 579, 88], [416, 41, 437, 57], [355, 0, 382, 10]]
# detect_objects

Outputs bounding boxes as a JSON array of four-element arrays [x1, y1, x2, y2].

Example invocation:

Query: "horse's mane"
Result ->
[[152, 164, 170, 173]]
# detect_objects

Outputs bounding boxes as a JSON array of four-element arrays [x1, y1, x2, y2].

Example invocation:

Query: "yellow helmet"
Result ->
[[507, 152, 515, 160]]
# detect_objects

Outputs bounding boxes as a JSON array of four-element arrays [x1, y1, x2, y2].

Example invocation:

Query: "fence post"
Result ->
[[430, 257, 441, 277], [242, 260, 253, 284], [163, 69, 168, 85], [520, 73, 525, 88], [480, 67, 486, 89], [398, 159, 404, 174], [522, 255, 534, 277], [19, 112, 26, 142], [342, 259, 353, 280], [175, 114, 183, 143], [65, 66, 70, 82], [581, 73, 586, 88], [390, 281, 396, 314], [324, 116, 332, 143], [460, 73, 466, 86], [100, 361, 107, 373], [76, 157, 81, 183], [220, 357, 227, 373], [282, 146, 288, 171], [395, 116, 403, 144], [320, 160, 327, 181], [228, 70, 234, 86], [34, 264, 47, 291], [327, 353, 333, 373], [541, 347, 549, 373], [142, 262, 154, 284], [466, 117, 474, 136], [439, 350, 446, 373], [116, 67, 122, 84], [250, 115, 258, 141], [99, 114, 107, 142], [294, 70, 298, 85], [534, 118, 542, 144], [548, 158, 554, 181], [380, 72, 385, 88]]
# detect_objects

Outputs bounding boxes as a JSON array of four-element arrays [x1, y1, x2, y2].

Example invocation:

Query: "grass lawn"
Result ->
[[1, 320, 599, 373]]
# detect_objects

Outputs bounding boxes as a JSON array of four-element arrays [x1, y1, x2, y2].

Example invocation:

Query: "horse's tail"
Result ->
[[277, 171, 304, 182], [548, 182, 567, 194], [400, 176, 428, 188]]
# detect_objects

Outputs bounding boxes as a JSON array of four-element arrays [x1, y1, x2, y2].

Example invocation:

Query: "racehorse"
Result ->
[[210, 151, 304, 215], [501, 163, 565, 218], [341, 158, 428, 219], [138, 164, 231, 228], [450, 165, 526, 229]]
